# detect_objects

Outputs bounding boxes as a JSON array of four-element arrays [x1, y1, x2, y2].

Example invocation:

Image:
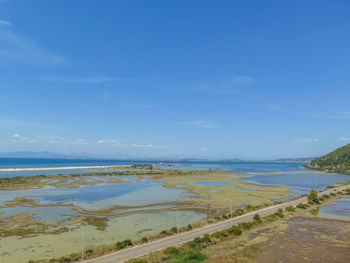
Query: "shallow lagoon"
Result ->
[[0, 210, 205, 263], [0, 177, 195, 211], [241, 172, 350, 190], [315, 196, 350, 221]]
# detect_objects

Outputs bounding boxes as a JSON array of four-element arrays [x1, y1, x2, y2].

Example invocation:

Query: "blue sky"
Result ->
[[0, 0, 350, 159]]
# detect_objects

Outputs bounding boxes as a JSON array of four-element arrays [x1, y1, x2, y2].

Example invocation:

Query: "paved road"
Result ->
[[86, 186, 348, 263]]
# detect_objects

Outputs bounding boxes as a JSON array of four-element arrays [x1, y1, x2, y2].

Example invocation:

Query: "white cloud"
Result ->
[[2, 134, 169, 152], [337, 137, 350, 142], [97, 139, 120, 145], [11, 133, 37, 143], [0, 24, 66, 67], [293, 138, 319, 143], [0, 20, 11, 26], [130, 143, 168, 149], [180, 120, 221, 129]]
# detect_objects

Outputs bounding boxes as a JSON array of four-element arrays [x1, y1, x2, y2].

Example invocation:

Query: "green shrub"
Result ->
[[275, 209, 284, 218], [132, 260, 148, 263], [203, 233, 211, 243], [330, 193, 336, 197], [285, 206, 295, 212], [253, 214, 261, 221], [233, 208, 244, 216], [141, 236, 148, 243], [170, 227, 178, 233], [160, 230, 168, 235], [187, 224, 193, 230], [115, 239, 133, 250], [296, 203, 308, 209], [169, 250, 206, 263], [211, 230, 229, 239], [222, 214, 228, 219], [307, 189, 319, 204], [164, 247, 179, 255], [230, 225, 242, 236], [238, 221, 254, 230]]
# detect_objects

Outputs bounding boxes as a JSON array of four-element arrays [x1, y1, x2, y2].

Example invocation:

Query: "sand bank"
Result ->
[[0, 165, 131, 172]]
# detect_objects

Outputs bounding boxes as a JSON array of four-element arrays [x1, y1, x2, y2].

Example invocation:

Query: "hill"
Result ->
[[305, 143, 350, 174]]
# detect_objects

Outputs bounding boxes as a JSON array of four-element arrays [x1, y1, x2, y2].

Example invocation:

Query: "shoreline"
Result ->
[[0, 165, 131, 172]]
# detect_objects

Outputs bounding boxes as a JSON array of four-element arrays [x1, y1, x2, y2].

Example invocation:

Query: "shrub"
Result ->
[[253, 214, 261, 221], [115, 239, 133, 250], [164, 247, 179, 255], [160, 230, 169, 235], [231, 225, 242, 236], [187, 224, 193, 230], [285, 206, 295, 212], [239, 221, 254, 230], [169, 250, 206, 263], [330, 193, 336, 197], [141, 236, 148, 243], [307, 189, 319, 204], [296, 203, 308, 209], [222, 214, 228, 219], [211, 230, 229, 239], [132, 260, 148, 263], [275, 209, 284, 218], [233, 208, 244, 216], [170, 227, 178, 233], [203, 233, 211, 243]]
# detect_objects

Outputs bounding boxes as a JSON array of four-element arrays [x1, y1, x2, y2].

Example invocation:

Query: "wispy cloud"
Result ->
[[97, 139, 121, 145], [180, 120, 221, 129], [0, 20, 11, 26], [337, 137, 350, 142], [293, 138, 319, 143], [9, 134, 88, 145], [308, 111, 350, 119], [97, 139, 167, 149], [0, 23, 66, 67], [190, 76, 253, 95], [36, 76, 132, 84]]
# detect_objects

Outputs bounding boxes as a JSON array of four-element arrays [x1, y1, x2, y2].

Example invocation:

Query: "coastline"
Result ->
[[0, 165, 131, 172]]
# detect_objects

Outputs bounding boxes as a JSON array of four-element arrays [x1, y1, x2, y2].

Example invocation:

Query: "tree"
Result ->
[[307, 189, 319, 204]]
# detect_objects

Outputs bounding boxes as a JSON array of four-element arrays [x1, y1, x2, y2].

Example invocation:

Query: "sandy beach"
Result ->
[[0, 165, 131, 172]]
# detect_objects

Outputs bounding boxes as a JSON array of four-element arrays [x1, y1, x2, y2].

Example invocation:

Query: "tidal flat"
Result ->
[[0, 162, 349, 262]]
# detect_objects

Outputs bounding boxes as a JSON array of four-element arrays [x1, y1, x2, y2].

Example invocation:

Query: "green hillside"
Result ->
[[306, 143, 350, 174]]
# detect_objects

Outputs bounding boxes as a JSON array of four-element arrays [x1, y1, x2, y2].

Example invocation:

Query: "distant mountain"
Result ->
[[305, 144, 350, 174]]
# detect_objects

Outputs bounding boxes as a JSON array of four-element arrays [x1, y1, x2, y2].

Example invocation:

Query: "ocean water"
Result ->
[[0, 158, 305, 177]]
